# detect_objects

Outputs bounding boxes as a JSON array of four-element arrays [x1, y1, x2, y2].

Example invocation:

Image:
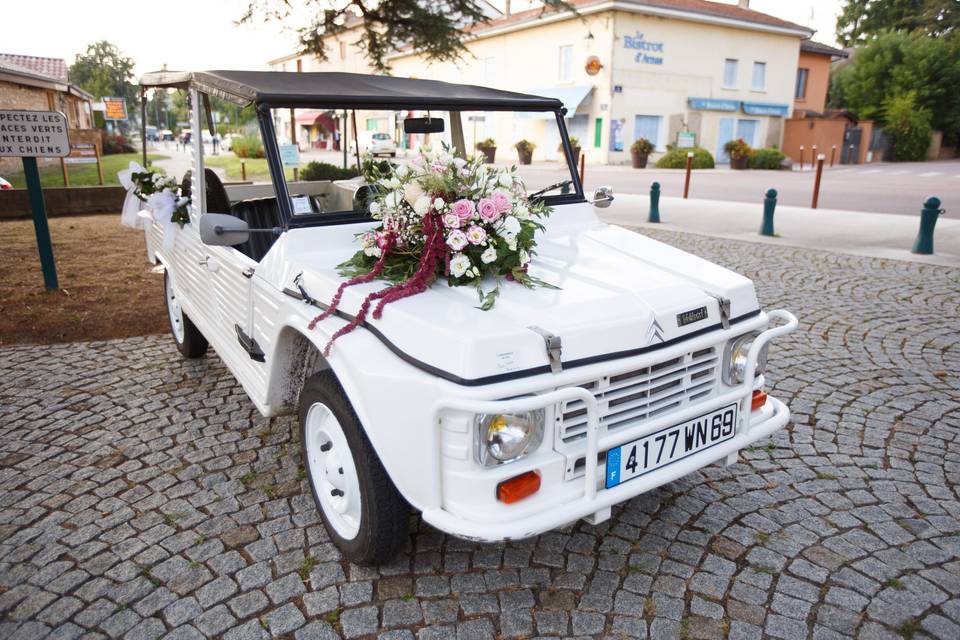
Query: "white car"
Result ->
[[138, 70, 796, 565], [351, 131, 396, 157], [0, 176, 11, 190]]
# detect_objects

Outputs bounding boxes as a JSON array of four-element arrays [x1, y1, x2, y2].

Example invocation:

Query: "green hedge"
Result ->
[[747, 148, 786, 170], [655, 147, 715, 169], [300, 161, 360, 181]]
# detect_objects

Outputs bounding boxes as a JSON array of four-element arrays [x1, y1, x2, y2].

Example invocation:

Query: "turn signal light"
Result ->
[[751, 390, 768, 412], [496, 470, 540, 504]]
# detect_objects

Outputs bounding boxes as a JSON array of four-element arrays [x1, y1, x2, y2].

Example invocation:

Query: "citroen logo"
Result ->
[[646, 317, 664, 344]]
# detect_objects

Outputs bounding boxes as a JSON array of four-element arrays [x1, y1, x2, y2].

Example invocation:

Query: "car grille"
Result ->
[[557, 346, 720, 445]]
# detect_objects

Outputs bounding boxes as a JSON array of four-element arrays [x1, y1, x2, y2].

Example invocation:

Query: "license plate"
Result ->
[[605, 403, 738, 489]]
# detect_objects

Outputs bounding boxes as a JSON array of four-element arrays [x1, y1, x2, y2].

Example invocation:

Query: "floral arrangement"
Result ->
[[309, 145, 555, 355], [630, 138, 654, 155], [129, 166, 191, 227], [723, 138, 752, 160]]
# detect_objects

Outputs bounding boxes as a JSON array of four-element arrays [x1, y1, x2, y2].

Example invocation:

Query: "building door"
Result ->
[[842, 127, 862, 164], [735, 119, 759, 148], [634, 115, 662, 149], [717, 117, 735, 162]]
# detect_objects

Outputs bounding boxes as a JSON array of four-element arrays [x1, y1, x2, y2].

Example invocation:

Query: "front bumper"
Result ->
[[422, 310, 797, 542]]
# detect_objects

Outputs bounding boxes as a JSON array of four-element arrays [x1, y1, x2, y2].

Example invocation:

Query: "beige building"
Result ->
[[270, 0, 812, 164]]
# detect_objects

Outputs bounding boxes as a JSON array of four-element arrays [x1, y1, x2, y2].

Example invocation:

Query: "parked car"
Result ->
[[138, 70, 796, 565], [0, 176, 11, 190], [352, 131, 397, 157]]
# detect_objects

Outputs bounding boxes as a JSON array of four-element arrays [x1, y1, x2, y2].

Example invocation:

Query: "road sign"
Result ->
[[677, 131, 696, 149], [103, 97, 128, 121], [0, 109, 68, 289], [0, 109, 69, 157], [279, 143, 300, 167]]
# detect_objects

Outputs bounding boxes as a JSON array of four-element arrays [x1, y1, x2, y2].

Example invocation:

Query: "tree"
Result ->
[[883, 92, 933, 160], [69, 41, 138, 105], [836, 0, 959, 46], [240, 0, 573, 73], [830, 30, 960, 144]]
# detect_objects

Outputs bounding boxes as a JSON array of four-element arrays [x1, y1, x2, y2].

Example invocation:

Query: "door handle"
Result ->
[[199, 256, 220, 272]]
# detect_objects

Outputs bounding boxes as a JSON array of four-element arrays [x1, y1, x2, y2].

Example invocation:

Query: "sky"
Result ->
[[2, 0, 844, 79]]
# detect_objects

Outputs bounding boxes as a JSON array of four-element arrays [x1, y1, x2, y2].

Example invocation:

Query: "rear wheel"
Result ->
[[300, 371, 410, 565], [164, 270, 208, 358]]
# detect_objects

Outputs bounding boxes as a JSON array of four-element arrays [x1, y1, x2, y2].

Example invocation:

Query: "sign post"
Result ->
[[0, 109, 71, 289]]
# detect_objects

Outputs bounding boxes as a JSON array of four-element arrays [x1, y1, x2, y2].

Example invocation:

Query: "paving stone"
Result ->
[[456, 618, 495, 640], [227, 590, 269, 618], [341, 606, 379, 639], [263, 602, 305, 636], [295, 620, 340, 640]]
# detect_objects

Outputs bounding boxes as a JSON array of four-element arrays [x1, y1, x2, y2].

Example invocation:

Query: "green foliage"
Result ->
[[836, 0, 958, 46], [830, 30, 960, 143], [68, 41, 138, 123], [476, 138, 496, 150], [231, 135, 266, 159], [883, 92, 933, 161], [241, 1, 576, 73], [562, 136, 581, 150], [723, 138, 751, 160], [300, 162, 360, 181], [630, 138, 654, 155], [655, 147, 715, 169], [747, 147, 786, 170]]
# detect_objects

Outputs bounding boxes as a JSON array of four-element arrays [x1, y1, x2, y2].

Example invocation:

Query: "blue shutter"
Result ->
[[717, 117, 735, 162]]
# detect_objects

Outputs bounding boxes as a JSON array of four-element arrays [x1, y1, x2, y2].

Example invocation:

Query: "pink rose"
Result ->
[[446, 229, 468, 251], [451, 199, 475, 224], [465, 225, 487, 245], [491, 190, 511, 214], [477, 198, 501, 223]]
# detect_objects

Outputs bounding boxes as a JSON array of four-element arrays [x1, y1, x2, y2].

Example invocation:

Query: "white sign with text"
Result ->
[[0, 109, 70, 157]]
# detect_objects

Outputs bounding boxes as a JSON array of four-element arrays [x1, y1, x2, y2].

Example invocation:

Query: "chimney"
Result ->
[[738, 0, 750, 8]]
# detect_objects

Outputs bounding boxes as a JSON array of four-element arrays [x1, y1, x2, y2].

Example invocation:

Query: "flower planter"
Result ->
[[517, 149, 533, 165], [631, 151, 649, 169], [479, 147, 496, 163], [570, 146, 581, 165], [730, 156, 749, 170]]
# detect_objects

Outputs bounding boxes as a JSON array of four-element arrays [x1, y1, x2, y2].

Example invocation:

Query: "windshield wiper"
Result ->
[[529, 179, 573, 200]]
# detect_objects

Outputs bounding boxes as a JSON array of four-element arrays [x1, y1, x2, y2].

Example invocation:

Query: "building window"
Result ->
[[723, 59, 738, 88], [795, 68, 809, 99], [559, 45, 573, 82], [752, 62, 766, 91], [634, 115, 662, 149]]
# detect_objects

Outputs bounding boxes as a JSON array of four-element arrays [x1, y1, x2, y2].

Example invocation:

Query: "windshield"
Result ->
[[267, 107, 580, 224]]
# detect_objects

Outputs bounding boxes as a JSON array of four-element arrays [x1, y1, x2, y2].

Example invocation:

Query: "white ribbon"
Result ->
[[117, 161, 180, 250], [147, 190, 179, 251], [118, 161, 147, 229]]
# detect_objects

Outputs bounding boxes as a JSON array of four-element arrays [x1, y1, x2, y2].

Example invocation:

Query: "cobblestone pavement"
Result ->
[[2, 230, 959, 640]]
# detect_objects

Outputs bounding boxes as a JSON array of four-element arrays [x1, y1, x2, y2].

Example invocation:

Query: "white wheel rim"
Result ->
[[305, 403, 362, 539], [165, 275, 185, 343]]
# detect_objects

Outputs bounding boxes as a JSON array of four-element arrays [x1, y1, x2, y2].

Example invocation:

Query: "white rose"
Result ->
[[404, 182, 424, 206], [514, 204, 530, 219], [498, 172, 513, 187], [446, 229, 468, 251], [395, 163, 410, 178], [450, 253, 472, 278], [433, 197, 445, 211], [368, 201, 381, 215], [499, 215, 522, 238], [481, 246, 498, 264], [413, 195, 432, 216], [453, 157, 467, 168], [384, 190, 402, 210]]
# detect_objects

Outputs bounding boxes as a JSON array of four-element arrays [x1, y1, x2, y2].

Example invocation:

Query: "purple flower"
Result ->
[[451, 198, 475, 224], [491, 190, 512, 214]]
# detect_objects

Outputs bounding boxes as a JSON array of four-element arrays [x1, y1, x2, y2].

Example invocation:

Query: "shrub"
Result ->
[[655, 147, 715, 169], [476, 138, 496, 150], [101, 133, 134, 155], [231, 135, 265, 159], [514, 139, 536, 152], [747, 147, 787, 170], [300, 161, 360, 182], [883, 92, 932, 162], [559, 136, 581, 151], [631, 138, 654, 155], [723, 138, 751, 160]]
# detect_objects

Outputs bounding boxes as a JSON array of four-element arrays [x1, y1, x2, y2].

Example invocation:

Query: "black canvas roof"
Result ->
[[139, 70, 563, 111]]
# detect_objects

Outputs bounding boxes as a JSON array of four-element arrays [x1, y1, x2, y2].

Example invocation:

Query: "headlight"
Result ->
[[476, 410, 545, 466], [723, 332, 768, 385]]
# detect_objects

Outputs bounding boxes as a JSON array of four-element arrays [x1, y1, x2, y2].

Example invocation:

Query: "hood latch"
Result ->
[[529, 326, 563, 374]]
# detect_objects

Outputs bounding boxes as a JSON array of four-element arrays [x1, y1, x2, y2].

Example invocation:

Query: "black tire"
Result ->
[[164, 271, 208, 359], [299, 371, 410, 565]]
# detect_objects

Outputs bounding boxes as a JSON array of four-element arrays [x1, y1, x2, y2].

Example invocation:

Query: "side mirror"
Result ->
[[200, 213, 249, 246], [592, 185, 614, 208]]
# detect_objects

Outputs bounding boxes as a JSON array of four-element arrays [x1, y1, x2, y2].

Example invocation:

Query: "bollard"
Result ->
[[241, 160, 246, 181], [911, 196, 945, 254], [811, 154, 825, 209], [799, 145, 804, 170], [683, 151, 693, 199], [830, 145, 836, 167], [760, 188, 777, 236], [648, 181, 661, 223], [579, 152, 585, 185]]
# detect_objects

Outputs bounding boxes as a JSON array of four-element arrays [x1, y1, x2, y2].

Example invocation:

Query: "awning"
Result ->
[[523, 85, 593, 118], [295, 110, 338, 132]]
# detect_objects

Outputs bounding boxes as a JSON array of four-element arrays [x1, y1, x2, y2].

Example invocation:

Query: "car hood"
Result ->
[[265, 203, 759, 382]]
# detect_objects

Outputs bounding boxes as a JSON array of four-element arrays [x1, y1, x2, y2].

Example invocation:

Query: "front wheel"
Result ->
[[299, 372, 410, 565], [164, 270, 208, 358]]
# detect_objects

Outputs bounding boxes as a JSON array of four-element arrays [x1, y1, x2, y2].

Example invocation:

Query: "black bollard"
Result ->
[[648, 182, 661, 223], [760, 189, 777, 236]]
